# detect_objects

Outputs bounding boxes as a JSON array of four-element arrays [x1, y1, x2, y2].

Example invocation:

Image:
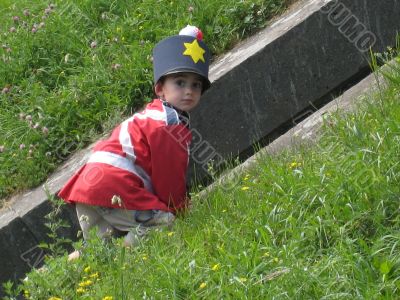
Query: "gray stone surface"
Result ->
[[0, 209, 40, 289], [189, 0, 400, 181], [1, 0, 399, 295]]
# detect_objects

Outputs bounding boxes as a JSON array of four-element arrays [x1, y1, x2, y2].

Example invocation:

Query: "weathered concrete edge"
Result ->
[[198, 69, 387, 198], [209, 0, 326, 82]]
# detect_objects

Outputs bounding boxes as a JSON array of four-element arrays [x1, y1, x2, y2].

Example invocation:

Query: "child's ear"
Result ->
[[154, 82, 163, 97]]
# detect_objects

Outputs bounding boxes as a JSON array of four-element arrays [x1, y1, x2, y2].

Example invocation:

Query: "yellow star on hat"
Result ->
[[183, 39, 205, 63]]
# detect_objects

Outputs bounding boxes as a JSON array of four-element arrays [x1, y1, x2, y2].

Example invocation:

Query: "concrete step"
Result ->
[[1, 0, 399, 295]]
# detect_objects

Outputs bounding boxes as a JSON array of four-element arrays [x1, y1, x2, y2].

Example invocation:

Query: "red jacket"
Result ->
[[58, 99, 192, 213]]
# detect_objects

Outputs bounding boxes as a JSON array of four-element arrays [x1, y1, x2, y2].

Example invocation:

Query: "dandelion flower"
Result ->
[[289, 162, 302, 169], [76, 287, 85, 294], [241, 186, 250, 191], [199, 282, 206, 289], [89, 272, 99, 279], [211, 263, 220, 271], [102, 297, 113, 300], [78, 279, 93, 287]]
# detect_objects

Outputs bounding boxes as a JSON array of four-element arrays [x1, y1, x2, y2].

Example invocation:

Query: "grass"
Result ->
[[4, 54, 400, 299], [0, 0, 293, 204]]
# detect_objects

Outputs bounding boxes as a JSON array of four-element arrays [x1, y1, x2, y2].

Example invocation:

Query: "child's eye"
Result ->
[[175, 79, 186, 87], [193, 82, 202, 90]]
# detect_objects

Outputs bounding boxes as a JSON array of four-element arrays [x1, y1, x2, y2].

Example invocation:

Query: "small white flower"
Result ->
[[42, 127, 49, 135]]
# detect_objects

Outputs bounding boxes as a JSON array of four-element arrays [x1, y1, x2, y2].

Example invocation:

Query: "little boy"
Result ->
[[58, 25, 211, 253]]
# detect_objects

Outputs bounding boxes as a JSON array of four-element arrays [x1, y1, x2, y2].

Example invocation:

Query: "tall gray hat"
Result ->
[[153, 33, 211, 91]]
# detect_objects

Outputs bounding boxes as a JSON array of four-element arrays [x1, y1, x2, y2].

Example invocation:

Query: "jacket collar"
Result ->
[[158, 98, 190, 127]]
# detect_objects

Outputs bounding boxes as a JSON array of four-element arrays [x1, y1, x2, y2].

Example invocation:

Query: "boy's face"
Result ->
[[155, 72, 203, 112]]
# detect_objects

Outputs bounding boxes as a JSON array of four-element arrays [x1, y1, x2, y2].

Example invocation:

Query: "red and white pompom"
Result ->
[[179, 25, 203, 41]]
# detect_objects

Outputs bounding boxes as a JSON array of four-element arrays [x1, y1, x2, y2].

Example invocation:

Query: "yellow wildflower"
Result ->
[[76, 287, 85, 294], [48, 297, 62, 300], [241, 186, 250, 191], [103, 297, 113, 300], [79, 280, 93, 287], [89, 272, 99, 279], [84, 266, 91, 273], [24, 290, 30, 298], [142, 255, 148, 261], [167, 231, 175, 237], [289, 162, 302, 169], [116, 27, 121, 32], [262, 252, 270, 257], [239, 277, 247, 283], [199, 282, 207, 289], [211, 263, 220, 271]]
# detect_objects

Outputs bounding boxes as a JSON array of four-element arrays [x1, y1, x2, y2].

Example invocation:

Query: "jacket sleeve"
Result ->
[[148, 125, 191, 212]]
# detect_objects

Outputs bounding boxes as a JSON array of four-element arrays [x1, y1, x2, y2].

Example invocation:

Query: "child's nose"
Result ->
[[185, 86, 194, 93]]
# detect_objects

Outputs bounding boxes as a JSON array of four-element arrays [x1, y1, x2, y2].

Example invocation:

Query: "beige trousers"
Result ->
[[75, 203, 175, 246]]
